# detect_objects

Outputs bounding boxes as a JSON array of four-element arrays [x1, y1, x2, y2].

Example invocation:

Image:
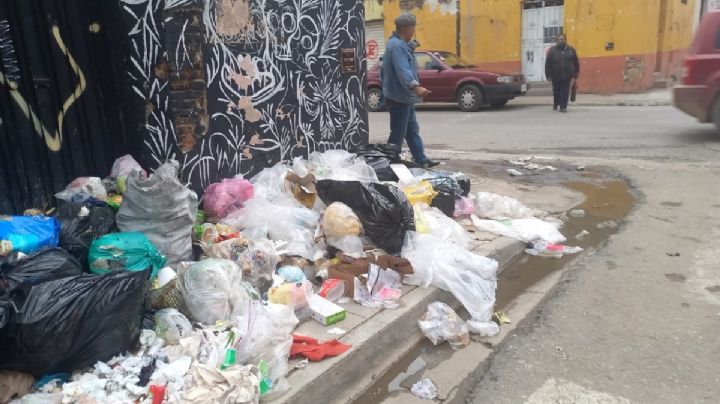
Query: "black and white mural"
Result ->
[[121, 0, 368, 191]]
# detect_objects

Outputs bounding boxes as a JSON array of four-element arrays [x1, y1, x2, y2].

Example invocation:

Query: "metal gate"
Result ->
[[522, 0, 565, 82], [365, 20, 386, 67], [0, 0, 130, 214]]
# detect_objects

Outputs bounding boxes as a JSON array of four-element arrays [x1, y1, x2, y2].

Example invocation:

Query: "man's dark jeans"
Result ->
[[553, 79, 572, 110], [386, 99, 427, 163]]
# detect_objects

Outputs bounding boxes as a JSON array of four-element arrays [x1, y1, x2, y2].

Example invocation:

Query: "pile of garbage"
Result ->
[[0, 147, 579, 403]]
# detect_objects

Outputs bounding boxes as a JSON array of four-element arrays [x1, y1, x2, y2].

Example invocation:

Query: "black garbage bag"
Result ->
[[57, 202, 115, 265], [409, 168, 470, 197], [354, 144, 417, 182], [316, 180, 415, 254], [0, 269, 149, 376], [1, 248, 83, 328], [0, 248, 83, 294]]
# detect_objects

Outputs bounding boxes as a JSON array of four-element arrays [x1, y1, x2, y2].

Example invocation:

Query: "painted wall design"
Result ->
[[121, 0, 368, 191]]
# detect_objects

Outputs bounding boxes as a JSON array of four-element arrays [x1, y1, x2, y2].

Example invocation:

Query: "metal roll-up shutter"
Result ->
[[365, 20, 386, 67]]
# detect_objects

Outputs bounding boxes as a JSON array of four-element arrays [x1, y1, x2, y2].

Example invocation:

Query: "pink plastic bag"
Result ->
[[453, 196, 475, 218], [203, 179, 254, 218]]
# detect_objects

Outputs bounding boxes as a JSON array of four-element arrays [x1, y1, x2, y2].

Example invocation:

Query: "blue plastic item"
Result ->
[[276, 266, 306, 283], [0, 215, 61, 255]]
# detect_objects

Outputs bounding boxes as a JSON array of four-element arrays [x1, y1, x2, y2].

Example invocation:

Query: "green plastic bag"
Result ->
[[88, 232, 166, 278]]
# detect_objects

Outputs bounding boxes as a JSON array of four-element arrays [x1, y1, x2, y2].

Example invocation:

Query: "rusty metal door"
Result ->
[[0, 0, 131, 213]]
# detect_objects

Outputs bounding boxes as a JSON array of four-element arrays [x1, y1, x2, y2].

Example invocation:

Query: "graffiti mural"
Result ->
[[121, 0, 368, 191]]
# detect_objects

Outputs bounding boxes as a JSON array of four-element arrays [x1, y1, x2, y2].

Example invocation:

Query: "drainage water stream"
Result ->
[[352, 180, 635, 404]]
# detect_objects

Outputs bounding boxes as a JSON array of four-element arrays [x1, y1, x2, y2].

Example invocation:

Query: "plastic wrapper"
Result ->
[[316, 180, 415, 255], [525, 240, 583, 258], [321, 202, 363, 239], [116, 161, 198, 267], [88, 232, 167, 278], [223, 196, 319, 259], [327, 235, 364, 258], [57, 202, 115, 264], [414, 205, 469, 247], [202, 178, 254, 218], [466, 319, 500, 337], [55, 177, 108, 203], [402, 181, 437, 206], [110, 155, 147, 194], [0, 270, 149, 376], [308, 150, 379, 183], [454, 196, 475, 218], [249, 163, 292, 202], [180, 259, 244, 325], [403, 233, 498, 323], [284, 171, 317, 209], [232, 301, 299, 398], [418, 302, 470, 350], [276, 266, 306, 283], [471, 216, 567, 244], [474, 192, 544, 220], [155, 309, 193, 345], [353, 264, 402, 310], [237, 239, 279, 292], [0, 215, 61, 256], [409, 168, 469, 197]]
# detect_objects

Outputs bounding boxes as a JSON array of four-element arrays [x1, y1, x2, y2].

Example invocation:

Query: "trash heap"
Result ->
[[0, 147, 579, 403]]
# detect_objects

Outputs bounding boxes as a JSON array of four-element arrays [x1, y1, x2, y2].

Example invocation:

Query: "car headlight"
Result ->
[[497, 76, 513, 84]]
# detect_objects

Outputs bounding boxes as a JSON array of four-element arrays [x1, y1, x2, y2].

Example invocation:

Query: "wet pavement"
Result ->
[[353, 163, 636, 404]]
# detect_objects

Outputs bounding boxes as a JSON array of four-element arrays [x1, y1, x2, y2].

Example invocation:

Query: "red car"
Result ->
[[674, 11, 720, 130], [367, 51, 528, 112]]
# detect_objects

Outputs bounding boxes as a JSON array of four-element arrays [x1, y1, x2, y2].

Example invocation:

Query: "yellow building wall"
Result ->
[[382, 0, 458, 54], [365, 0, 383, 21], [459, 0, 522, 73], [656, 0, 696, 78]]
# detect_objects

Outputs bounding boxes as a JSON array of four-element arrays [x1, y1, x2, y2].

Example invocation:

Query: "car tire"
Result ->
[[489, 100, 509, 108], [457, 84, 484, 112], [712, 97, 720, 132], [367, 87, 384, 112]]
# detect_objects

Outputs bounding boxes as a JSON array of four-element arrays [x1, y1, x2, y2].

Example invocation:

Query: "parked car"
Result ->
[[673, 11, 720, 130], [367, 51, 528, 112]]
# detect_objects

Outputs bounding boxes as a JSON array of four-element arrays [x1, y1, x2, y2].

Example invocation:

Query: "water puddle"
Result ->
[[352, 180, 635, 404]]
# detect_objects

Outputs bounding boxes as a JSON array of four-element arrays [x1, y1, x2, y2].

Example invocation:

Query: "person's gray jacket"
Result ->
[[545, 45, 580, 81]]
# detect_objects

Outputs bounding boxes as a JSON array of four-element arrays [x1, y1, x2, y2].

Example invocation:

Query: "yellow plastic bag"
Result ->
[[403, 181, 438, 206]]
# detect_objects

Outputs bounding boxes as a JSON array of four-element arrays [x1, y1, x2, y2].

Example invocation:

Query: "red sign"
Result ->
[[366, 40, 379, 59]]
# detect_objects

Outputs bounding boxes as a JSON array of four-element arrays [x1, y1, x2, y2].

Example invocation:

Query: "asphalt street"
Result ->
[[369, 104, 720, 162], [371, 104, 720, 404]]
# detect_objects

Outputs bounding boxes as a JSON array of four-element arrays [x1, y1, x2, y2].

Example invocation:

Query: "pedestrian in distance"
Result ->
[[545, 34, 580, 113], [381, 13, 439, 168]]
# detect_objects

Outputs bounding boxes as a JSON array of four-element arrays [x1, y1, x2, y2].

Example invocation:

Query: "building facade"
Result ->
[[373, 0, 700, 94]]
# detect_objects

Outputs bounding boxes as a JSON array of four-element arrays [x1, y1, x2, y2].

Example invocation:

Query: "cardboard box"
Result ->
[[309, 294, 346, 326]]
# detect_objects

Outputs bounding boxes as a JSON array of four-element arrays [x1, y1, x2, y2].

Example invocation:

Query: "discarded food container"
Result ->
[[309, 294, 346, 326]]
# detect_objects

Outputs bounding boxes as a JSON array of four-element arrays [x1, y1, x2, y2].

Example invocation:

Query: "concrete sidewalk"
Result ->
[[515, 88, 672, 107], [278, 170, 586, 404]]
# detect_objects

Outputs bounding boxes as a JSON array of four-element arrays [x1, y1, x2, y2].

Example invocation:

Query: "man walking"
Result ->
[[545, 34, 580, 113], [382, 14, 439, 168]]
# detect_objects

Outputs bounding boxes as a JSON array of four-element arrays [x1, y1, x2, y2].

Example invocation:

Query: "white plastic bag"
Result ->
[[308, 150, 379, 183], [328, 235, 364, 258], [110, 154, 146, 178], [414, 204, 469, 247], [354, 264, 402, 310], [474, 192, 544, 220], [55, 177, 108, 202], [418, 302, 470, 350], [180, 259, 243, 324], [467, 319, 500, 337], [403, 232, 498, 323], [155, 309, 193, 345], [471, 215, 566, 244]]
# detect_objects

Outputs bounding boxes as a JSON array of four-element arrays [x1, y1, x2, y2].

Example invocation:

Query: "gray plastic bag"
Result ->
[[116, 161, 198, 267]]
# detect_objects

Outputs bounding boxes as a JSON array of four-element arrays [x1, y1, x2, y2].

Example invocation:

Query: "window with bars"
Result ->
[[544, 26, 564, 43]]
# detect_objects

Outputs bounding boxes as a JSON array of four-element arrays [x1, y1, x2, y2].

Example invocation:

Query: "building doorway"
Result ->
[[522, 0, 565, 82]]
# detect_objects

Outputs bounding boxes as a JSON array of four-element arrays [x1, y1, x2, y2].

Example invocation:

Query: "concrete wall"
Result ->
[[378, 0, 697, 93], [365, 0, 384, 21], [383, 0, 458, 54]]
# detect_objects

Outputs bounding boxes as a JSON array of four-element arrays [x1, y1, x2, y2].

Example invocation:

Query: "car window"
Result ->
[[415, 53, 438, 70], [434, 52, 474, 68]]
